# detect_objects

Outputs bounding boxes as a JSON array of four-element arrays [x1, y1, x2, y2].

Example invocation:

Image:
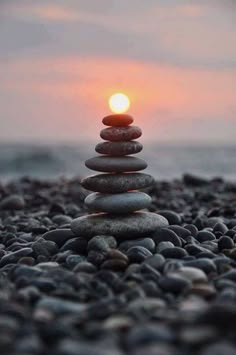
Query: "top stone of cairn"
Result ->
[[102, 114, 134, 127]]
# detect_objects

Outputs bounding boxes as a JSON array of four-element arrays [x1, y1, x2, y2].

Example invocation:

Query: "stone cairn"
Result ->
[[71, 114, 168, 239]]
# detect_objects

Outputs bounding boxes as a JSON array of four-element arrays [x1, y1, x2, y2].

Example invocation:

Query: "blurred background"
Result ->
[[0, 0, 235, 180]]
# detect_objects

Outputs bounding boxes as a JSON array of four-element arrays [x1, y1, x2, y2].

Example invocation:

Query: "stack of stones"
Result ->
[[71, 114, 168, 238]]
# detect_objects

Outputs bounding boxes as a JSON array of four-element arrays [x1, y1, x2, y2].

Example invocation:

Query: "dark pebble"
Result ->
[[152, 228, 181, 247], [213, 222, 228, 234], [87, 235, 117, 253], [158, 275, 191, 294], [127, 246, 153, 263], [184, 258, 217, 273], [218, 236, 234, 251], [157, 210, 182, 225], [0, 194, 25, 210], [42, 229, 75, 247], [196, 230, 216, 242], [119, 238, 156, 253], [168, 225, 191, 240], [161, 247, 188, 259]]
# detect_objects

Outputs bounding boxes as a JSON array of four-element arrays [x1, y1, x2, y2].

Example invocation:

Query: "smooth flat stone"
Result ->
[[85, 156, 147, 172], [95, 141, 143, 156], [81, 173, 155, 193], [84, 191, 152, 213], [71, 212, 169, 239], [102, 114, 134, 127], [100, 126, 142, 142]]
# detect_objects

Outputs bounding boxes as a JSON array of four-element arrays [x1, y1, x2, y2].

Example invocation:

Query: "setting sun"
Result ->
[[109, 93, 130, 114]]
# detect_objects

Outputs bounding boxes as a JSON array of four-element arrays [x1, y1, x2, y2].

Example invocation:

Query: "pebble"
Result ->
[[95, 141, 143, 156], [85, 191, 152, 213], [0, 247, 33, 266], [36, 297, 87, 315], [100, 125, 142, 141], [71, 212, 168, 238], [158, 275, 191, 294], [82, 172, 154, 193], [200, 342, 236, 355], [85, 156, 147, 173], [102, 113, 134, 126], [127, 246, 153, 263], [184, 258, 216, 274], [87, 235, 117, 252], [196, 230, 216, 242], [160, 246, 188, 259], [157, 210, 182, 225], [173, 266, 208, 283], [168, 225, 191, 239], [119, 238, 156, 253], [42, 229, 75, 247], [218, 235, 234, 251], [101, 259, 128, 271], [0, 194, 25, 210], [152, 228, 182, 247]]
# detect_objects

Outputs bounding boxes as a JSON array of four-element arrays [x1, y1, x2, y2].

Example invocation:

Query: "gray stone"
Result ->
[[36, 296, 87, 315], [102, 113, 133, 126], [95, 140, 143, 156], [85, 191, 152, 213], [100, 126, 142, 141], [170, 266, 208, 283], [85, 156, 147, 173], [42, 229, 75, 247], [71, 212, 168, 239], [81, 172, 154, 193], [0, 194, 25, 210]]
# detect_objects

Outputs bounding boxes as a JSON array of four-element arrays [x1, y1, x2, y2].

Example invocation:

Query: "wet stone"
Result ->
[[100, 125, 142, 142], [95, 141, 143, 156]]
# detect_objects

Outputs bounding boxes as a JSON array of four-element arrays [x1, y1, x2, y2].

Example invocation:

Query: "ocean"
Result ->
[[0, 143, 235, 181]]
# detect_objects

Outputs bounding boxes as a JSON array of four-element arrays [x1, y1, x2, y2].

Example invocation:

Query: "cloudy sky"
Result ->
[[0, 0, 235, 143]]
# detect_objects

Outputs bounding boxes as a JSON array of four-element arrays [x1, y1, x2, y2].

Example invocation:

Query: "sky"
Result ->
[[0, 0, 235, 144]]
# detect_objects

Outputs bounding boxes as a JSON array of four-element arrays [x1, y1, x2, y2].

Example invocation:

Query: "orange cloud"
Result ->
[[1, 55, 235, 143]]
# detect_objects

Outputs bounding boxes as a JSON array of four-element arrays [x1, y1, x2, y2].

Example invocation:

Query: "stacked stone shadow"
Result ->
[[71, 114, 168, 238]]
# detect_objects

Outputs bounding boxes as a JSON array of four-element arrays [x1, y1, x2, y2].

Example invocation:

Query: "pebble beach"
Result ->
[[0, 174, 236, 355]]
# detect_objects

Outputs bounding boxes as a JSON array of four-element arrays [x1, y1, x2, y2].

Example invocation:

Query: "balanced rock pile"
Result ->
[[71, 114, 168, 238]]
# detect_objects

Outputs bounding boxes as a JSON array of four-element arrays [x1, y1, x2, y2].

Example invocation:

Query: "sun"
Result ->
[[108, 93, 130, 114]]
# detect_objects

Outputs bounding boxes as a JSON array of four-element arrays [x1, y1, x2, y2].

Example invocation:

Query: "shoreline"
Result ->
[[0, 175, 236, 353]]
